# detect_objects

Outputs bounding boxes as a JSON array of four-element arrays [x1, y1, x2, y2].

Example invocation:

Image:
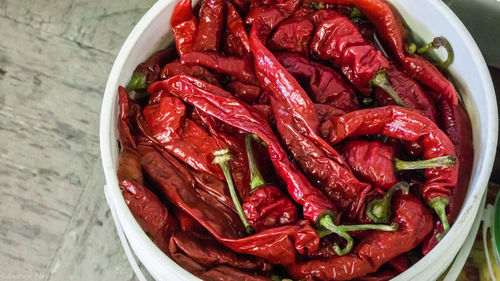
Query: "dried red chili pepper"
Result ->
[[357, 270, 399, 281], [321, 106, 459, 239], [181, 52, 257, 84], [139, 141, 320, 265], [193, 0, 225, 52], [174, 208, 206, 233], [200, 265, 271, 281], [171, 0, 197, 56], [421, 98, 474, 254], [309, 9, 404, 105], [160, 60, 221, 86], [225, 80, 263, 104], [304, 0, 458, 105], [274, 52, 358, 112], [252, 104, 344, 126], [126, 47, 177, 91], [242, 134, 299, 232], [288, 194, 434, 281], [267, 17, 314, 55], [223, 1, 251, 56]]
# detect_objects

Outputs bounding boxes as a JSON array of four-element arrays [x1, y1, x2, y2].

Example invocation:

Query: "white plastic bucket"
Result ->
[[100, 0, 498, 280]]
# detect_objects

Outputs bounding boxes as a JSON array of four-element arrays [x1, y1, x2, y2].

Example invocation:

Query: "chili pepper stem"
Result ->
[[213, 148, 254, 235], [370, 70, 406, 107], [417, 37, 454, 70], [428, 197, 450, 241], [393, 156, 457, 172], [245, 134, 266, 190], [367, 182, 410, 223], [126, 71, 147, 91]]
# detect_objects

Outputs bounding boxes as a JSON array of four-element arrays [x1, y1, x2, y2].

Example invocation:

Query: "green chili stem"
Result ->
[[393, 156, 457, 172], [245, 134, 266, 190], [428, 197, 450, 241], [367, 182, 410, 223], [417, 37, 454, 70], [370, 70, 406, 107], [126, 71, 147, 91], [213, 148, 254, 235]]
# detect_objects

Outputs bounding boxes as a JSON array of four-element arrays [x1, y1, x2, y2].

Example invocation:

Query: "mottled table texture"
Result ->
[[1, 1, 500, 281]]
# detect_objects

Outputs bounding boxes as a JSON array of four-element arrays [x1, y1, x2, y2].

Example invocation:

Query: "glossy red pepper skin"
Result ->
[[252, 104, 344, 126], [193, 0, 225, 51], [242, 185, 299, 232], [421, 99, 473, 255], [304, 0, 458, 105], [288, 194, 433, 281], [374, 63, 437, 122], [223, 2, 251, 56], [181, 52, 257, 84], [200, 266, 271, 281], [171, 0, 198, 56], [340, 140, 397, 190], [274, 52, 359, 112], [321, 106, 458, 205], [139, 141, 320, 265], [143, 96, 224, 180], [161, 60, 221, 86], [225, 80, 262, 104], [149, 75, 337, 223], [268, 17, 314, 55]]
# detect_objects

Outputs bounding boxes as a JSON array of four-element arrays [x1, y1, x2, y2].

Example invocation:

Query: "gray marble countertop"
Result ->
[[1, 1, 500, 281]]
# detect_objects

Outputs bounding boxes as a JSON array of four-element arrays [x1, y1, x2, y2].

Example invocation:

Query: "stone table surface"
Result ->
[[0, 1, 499, 281]]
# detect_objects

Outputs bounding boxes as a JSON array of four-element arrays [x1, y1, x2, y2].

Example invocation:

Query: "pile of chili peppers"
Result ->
[[116, 0, 473, 279]]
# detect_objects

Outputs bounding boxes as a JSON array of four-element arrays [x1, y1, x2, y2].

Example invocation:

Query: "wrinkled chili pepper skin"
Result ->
[[181, 52, 257, 84], [242, 185, 299, 232], [161, 60, 221, 86], [120, 180, 179, 256], [421, 99, 473, 255], [200, 265, 271, 281], [374, 63, 437, 122], [223, 2, 251, 56], [252, 104, 344, 126], [143, 96, 224, 180], [321, 106, 458, 205], [117, 149, 144, 185], [118, 86, 139, 149], [268, 17, 314, 55], [304, 0, 458, 105], [193, 0, 225, 51], [288, 194, 433, 281], [340, 140, 397, 190], [225, 81, 262, 104], [133, 47, 178, 86], [139, 141, 320, 265], [274, 52, 359, 112], [310, 10, 389, 94], [149, 75, 337, 223], [171, 0, 197, 56]]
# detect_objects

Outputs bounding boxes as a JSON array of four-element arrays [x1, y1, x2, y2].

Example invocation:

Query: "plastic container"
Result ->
[[100, 0, 498, 280]]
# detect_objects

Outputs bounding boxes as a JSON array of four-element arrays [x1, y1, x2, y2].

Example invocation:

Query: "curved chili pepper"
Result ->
[[321, 106, 459, 239], [126, 47, 177, 91], [161, 60, 221, 86], [242, 134, 299, 232], [181, 52, 257, 85], [409, 37, 454, 70], [223, 1, 251, 56], [139, 141, 320, 265], [288, 194, 434, 281], [192, 0, 225, 52], [200, 265, 272, 281], [171, 0, 197, 56], [421, 98, 474, 254], [252, 104, 344, 126], [225, 80, 263, 104], [304, 0, 458, 105], [274, 52, 358, 112], [267, 17, 314, 55]]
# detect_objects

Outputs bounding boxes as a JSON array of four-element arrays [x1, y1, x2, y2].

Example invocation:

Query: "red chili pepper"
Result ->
[[321, 106, 459, 239], [139, 141, 320, 265], [274, 52, 359, 112], [244, 5, 267, 26], [267, 17, 314, 55], [387, 254, 409, 273], [143, 95, 224, 180], [174, 208, 207, 233], [242, 134, 299, 232], [225, 80, 263, 104], [421, 98, 473, 254], [118, 86, 140, 149], [160, 60, 221, 86], [252, 104, 344, 126], [357, 270, 399, 281], [181, 52, 257, 84], [223, 1, 251, 56], [126, 47, 178, 91], [171, 0, 198, 56], [304, 0, 458, 105], [288, 194, 434, 281], [200, 265, 272, 281], [193, 0, 225, 52]]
